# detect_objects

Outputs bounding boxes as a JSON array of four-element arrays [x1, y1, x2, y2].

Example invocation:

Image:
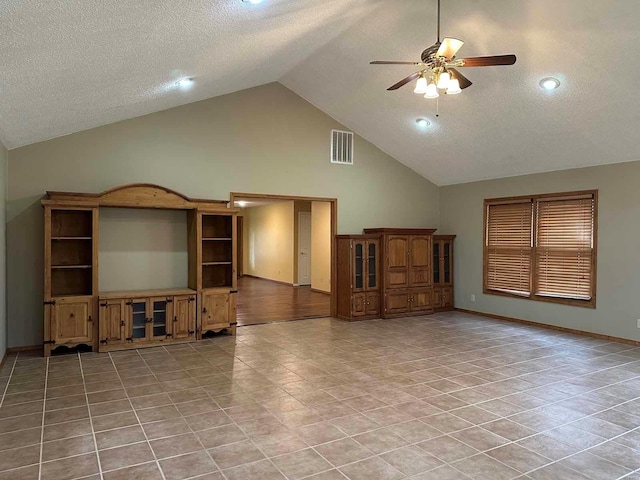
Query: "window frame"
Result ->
[[483, 190, 598, 309]]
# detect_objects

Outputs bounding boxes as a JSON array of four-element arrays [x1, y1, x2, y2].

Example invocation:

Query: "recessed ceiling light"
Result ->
[[416, 118, 431, 128], [236, 201, 247, 207], [540, 77, 560, 90], [176, 78, 194, 89]]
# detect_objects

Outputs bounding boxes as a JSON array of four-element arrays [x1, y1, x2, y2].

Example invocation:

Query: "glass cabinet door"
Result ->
[[131, 301, 147, 340], [152, 300, 168, 337], [433, 242, 440, 284], [354, 242, 364, 290], [444, 242, 451, 284], [367, 241, 377, 289]]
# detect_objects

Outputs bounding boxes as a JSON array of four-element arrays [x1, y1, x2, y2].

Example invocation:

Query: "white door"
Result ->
[[298, 212, 312, 285]]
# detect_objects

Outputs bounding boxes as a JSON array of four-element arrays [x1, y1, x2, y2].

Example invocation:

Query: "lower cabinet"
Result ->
[[45, 296, 95, 356], [351, 292, 380, 318], [98, 290, 196, 352], [384, 288, 434, 317], [199, 290, 237, 337], [173, 295, 197, 339], [433, 286, 453, 311]]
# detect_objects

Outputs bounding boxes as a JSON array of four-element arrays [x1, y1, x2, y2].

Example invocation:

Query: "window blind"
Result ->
[[485, 200, 533, 296], [535, 195, 595, 300]]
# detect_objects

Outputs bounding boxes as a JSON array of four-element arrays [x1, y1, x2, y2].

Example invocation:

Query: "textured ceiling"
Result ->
[[2, 1, 640, 185]]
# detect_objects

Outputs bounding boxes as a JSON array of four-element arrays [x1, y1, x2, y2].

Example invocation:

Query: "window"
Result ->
[[484, 190, 597, 308]]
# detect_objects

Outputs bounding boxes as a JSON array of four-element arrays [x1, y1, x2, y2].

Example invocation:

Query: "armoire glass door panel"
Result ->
[[433, 242, 440, 284], [131, 302, 147, 339], [444, 243, 451, 283], [368, 242, 377, 289], [152, 300, 168, 337], [354, 243, 364, 290]]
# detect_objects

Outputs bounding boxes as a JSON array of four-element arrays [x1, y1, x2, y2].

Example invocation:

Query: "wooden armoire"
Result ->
[[363, 228, 437, 318], [336, 234, 380, 320], [42, 184, 238, 356], [433, 235, 455, 311]]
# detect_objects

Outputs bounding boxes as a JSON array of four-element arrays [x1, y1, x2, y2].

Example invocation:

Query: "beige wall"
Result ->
[[243, 201, 295, 284], [7, 82, 439, 348], [440, 160, 640, 342], [311, 201, 332, 293], [0, 141, 6, 357], [99, 208, 188, 292]]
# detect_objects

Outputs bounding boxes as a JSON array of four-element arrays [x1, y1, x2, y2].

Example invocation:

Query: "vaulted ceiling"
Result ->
[[2, 0, 639, 185]]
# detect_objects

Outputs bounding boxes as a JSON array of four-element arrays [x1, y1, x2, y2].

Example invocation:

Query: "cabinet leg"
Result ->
[[227, 324, 237, 336]]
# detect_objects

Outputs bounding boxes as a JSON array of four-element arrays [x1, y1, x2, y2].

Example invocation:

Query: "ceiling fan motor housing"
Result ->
[[421, 43, 441, 63]]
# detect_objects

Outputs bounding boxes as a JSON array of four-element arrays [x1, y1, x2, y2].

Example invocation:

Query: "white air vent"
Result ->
[[331, 130, 354, 165]]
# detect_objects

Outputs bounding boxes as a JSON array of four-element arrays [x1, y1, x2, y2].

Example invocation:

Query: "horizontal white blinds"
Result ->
[[535, 196, 594, 300], [486, 201, 533, 296]]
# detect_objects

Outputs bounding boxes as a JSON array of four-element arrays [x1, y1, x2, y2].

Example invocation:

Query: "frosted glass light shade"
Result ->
[[414, 76, 428, 94], [447, 78, 461, 94], [424, 83, 439, 98], [437, 71, 451, 89]]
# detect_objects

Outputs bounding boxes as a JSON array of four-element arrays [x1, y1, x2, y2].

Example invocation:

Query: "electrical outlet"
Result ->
[[637, 319, 640, 329], [470, 294, 476, 302]]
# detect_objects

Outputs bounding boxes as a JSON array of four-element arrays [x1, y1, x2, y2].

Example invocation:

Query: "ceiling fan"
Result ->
[[370, 0, 516, 98]]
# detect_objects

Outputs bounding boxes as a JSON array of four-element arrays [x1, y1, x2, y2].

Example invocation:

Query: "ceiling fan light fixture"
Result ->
[[446, 78, 461, 95], [437, 71, 451, 89], [414, 74, 428, 94]]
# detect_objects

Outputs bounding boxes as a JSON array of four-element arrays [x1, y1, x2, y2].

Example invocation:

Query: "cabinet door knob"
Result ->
[[87, 315, 92, 322], [173, 316, 178, 323], [203, 307, 208, 313]]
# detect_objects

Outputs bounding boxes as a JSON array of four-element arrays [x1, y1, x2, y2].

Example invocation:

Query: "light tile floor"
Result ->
[[1, 311, 640, 479]]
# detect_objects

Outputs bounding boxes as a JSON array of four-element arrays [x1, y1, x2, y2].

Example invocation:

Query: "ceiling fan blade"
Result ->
[[448, 68, 472, 89], [387, 71, 421, 91], [457, 55, 517, 67], [436, 37, 464, 60], [371, 61, 423, 65]]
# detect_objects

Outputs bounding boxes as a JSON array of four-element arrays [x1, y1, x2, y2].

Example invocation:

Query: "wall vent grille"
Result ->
[[331, 130, 354, 165]]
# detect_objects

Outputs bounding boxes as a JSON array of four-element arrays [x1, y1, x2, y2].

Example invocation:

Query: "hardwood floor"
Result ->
[[237, 276, 330, 325]]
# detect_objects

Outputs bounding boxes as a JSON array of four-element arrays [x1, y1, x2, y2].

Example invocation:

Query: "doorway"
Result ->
[[230, 192, 337, 326]]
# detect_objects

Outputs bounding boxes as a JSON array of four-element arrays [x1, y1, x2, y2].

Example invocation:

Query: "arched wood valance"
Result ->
[[42, 183, 229, 210]]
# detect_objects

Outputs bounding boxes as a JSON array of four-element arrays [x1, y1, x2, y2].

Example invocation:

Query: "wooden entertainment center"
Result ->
[[42, 184, 238, 356]]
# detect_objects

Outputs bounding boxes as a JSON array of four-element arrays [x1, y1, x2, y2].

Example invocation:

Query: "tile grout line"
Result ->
[[78, 352, 105, 480], [37, 356, 49, 480], [0, 352, 19, 409], [106, 350, 168, 480]]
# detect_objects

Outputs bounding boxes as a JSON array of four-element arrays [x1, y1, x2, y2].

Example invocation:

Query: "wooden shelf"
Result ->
[[202, 237, 232, 241], [52, 237, 92, 240], [99, 288, 197, 300], [202, 262, 232, 266], [52, 265, 92, 269]]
